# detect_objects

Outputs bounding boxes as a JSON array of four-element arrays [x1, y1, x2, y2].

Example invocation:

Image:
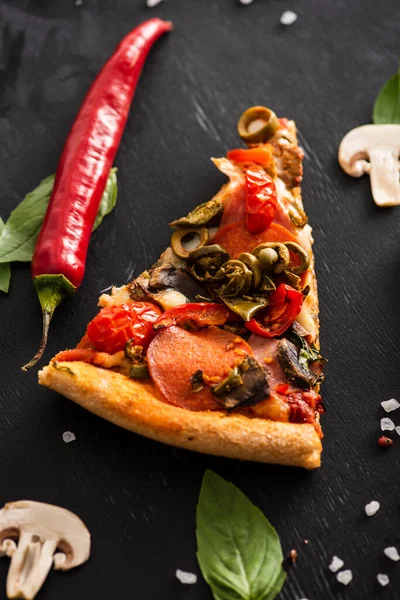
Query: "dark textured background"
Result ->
[[0, 1, 400, 599]]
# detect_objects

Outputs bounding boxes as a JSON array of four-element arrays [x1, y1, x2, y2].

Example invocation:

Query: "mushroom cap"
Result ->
[[338, 124, 400, 177], [0, 501, 90, 570]]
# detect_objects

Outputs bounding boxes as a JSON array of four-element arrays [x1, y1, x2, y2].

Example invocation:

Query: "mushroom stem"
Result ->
[[338, 124, 400, 207], [7, 531, 57, 600], [368, 148, 400, 207]]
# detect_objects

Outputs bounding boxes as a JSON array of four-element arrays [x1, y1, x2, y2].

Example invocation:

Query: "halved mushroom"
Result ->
[[338, 124, 400, 206], [0, 500, 90, 600]]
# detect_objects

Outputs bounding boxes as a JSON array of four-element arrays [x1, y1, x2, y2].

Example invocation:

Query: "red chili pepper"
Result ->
[[153, 303, 233, 331], [227, 145, 273, 169], [245, 284, 303, 338], [245, 166, 277, 233], [86, 302, 162, 354], [23, 18, 172, 370]]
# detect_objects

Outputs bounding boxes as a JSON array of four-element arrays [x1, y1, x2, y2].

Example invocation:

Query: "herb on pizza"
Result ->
[[0, 169, 118, 292], [373, 65, 400, 124], [196, 470, 286, 600]]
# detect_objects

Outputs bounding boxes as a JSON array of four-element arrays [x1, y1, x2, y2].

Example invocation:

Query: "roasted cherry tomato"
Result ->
[[86, 302, 162, 353], [245, 284, 303, 338], [154, 302, 233, 331], [227, 145, 273, 169], [245, 166, 277, 234]]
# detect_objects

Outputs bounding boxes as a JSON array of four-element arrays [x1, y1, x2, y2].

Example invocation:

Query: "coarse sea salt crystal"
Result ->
[[336, 570, 353, 585], [365, 500, 380, 516], [384, 546, 400, 561], [239, 0, 254, 4], [377, 573, 389, 587], [176, 570, 197, 584], [381, 398, 400, 412], [329, 556, 344, 572], [381, 417, 395, 431], [147, 0, 164, 7], [280, 10, 298, 25], [395, 426, 400, 436], [62, 431, 76, 444]]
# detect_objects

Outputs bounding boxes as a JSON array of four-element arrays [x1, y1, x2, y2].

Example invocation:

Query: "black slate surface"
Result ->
[[1, 1, 400, 599]]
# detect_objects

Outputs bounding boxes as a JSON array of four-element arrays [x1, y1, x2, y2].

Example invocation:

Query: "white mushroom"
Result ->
[[0, 501, 90, 600], [338, 124, 400, 206]]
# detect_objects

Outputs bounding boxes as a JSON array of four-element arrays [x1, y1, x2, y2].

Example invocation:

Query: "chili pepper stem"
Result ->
[[22, 275, 76, 371]]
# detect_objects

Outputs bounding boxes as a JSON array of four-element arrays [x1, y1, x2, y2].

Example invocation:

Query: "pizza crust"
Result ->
[[39, 360, 322, 469]]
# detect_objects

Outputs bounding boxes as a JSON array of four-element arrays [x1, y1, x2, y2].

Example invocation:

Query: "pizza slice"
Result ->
[[39, 106, 326, 469]]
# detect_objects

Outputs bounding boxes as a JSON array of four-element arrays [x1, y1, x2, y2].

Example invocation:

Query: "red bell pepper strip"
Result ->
[[245, 166, 277, 233], [24, 18, 172, 370], [245, 284, 303, 338], [227, 145, 273, 169], [86, 302, 162, 354], [153, 303, 233, 331]]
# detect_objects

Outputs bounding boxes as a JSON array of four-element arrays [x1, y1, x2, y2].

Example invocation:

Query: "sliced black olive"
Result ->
[[252, 242, 290, 274], [215, 260, 252, 298], [148, 264, 206, 300], [171, 227, 209, 260], [188, 245, 230, 282], [211, 356, 269, 410], [220, 296, 268, 321], [276, 338, 318, 390], [238, 106, 278, 144], [284, 242, 310, 275], [237, 252, 262, 289], [170, 197, 224, 228]]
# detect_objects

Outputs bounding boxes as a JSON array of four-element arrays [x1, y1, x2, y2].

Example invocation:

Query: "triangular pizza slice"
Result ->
[[39, 106, 325, 469]]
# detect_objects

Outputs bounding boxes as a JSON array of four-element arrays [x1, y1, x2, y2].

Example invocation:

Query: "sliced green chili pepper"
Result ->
[[259, 274, 276, 293], [188, 244, 230, 282], [252, 242, 290, 274], [129, 364, 150, 379], [124, 341, 144, 360], [169, 197, 224, 228], [283, 270, 301, 289], [212, 367, 243, 397], [220, 295, 268, 321], [284, 241, 310, 275], [237, 106, 279, 144], [215, 260, 252, 298], [237, 252, 262, 289], [171, 227, 209, 260]]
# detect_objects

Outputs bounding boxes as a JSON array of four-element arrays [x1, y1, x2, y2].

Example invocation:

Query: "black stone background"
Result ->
[[0, 1, 399, 599]]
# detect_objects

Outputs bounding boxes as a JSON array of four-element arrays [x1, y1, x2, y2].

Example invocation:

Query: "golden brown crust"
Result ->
[[39, 361, 322, 469]]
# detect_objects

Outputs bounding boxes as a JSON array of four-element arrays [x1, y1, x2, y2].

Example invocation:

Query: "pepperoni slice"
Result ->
[[211, 222, 300, 258], [147, 326, 252, 411]]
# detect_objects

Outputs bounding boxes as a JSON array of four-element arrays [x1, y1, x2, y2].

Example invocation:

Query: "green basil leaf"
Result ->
[[93, 167, 118, 231], [196, 470, 286, 600], [0, 218, 11, 293], [0, 169, 118, 264], [373, 66, 400, 124], [0, 175, 55, 263]]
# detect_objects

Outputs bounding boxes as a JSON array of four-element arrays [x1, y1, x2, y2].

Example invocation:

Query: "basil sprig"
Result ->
[[0, 168, 118, 293], [373, 65, 400, 124], [196, 470, 286, 600]]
